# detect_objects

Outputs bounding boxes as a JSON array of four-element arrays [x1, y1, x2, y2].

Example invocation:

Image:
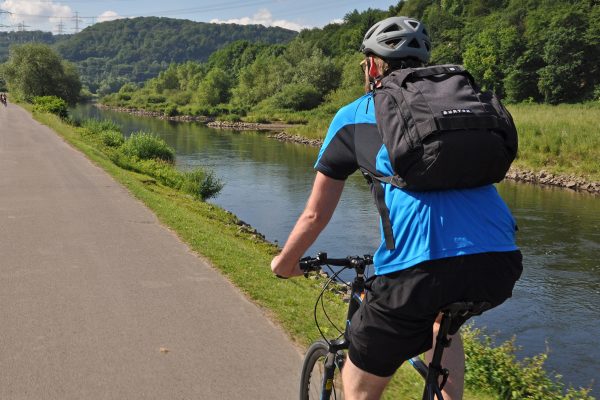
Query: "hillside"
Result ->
[[0, 31, 65, 62], [51, 17, 296, 92]]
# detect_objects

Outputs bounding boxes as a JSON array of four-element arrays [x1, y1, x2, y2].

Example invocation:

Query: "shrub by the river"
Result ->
[[120, 132, 175, 163], [101, 130, 125, 148], [82, 119, 121, 136], [32, 96, 69, 120], [180, 169, 223, 200], [463, 326, 594, 399], [76, 120, 223, 200]]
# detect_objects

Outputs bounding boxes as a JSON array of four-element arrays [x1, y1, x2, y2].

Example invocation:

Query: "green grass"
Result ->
[[27, 106, 594, 400], [508, 103, 600, 181]]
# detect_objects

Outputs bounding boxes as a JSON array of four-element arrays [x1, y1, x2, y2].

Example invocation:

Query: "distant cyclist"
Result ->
[[0, 93, 7, 107], [271, 16, 522, 400]]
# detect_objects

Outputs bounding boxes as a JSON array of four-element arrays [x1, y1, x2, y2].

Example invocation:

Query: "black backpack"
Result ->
[[363, 64, 518, 250]]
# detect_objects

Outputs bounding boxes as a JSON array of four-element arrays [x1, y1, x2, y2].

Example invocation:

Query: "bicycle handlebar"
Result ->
[[299, 252, 373, 273]]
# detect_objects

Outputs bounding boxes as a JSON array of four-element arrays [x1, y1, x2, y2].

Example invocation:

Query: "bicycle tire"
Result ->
[[299, 340, 345, 400]]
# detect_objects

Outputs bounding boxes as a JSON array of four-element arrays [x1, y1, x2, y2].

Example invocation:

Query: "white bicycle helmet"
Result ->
[[360, 16, 431, 62]]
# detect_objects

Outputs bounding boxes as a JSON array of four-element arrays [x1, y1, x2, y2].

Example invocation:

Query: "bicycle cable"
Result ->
[[314, 265, 348, 344]]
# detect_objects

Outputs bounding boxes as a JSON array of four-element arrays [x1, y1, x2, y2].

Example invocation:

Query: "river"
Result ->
[[71, 104, 600, 394]]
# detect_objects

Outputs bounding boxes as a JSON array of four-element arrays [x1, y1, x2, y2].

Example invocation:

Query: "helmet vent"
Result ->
[[407, 38, 421, 48], [407, 20, 419, 29], [382, 24, 400, 33], [385, 39, 402, 49]]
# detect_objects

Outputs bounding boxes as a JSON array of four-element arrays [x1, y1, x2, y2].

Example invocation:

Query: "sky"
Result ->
[[0, 0, 399, 34]]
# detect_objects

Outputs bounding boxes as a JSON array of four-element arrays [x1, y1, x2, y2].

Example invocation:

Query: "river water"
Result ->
[[72, 105, 600, 394]]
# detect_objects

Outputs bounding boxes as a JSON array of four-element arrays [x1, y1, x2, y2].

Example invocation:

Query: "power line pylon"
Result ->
[[17, 21, 30, 32], [73, 11, 83, 33], [56, 18, 65, 35]]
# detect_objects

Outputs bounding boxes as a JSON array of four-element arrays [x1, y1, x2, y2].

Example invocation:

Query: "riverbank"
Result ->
[[96, 103, 600, 196], [269, 131, 600, 195], [95, 103, 299, 131]]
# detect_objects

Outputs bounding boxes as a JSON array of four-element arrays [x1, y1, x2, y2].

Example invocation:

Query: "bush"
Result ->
[[170, 91, 193, 106], [101, 130, 125, 147], [32, 96, 69, 119], [180, 169, 223, 200], [120, 132, 175, 163], [463, 326, 594, 399], [244, 115, 271, 124], [266, 83, 322, 111], [594, 85, 600, 102], [146, 94, 167, 104], [164, 104, 179, 117], [119, 82, 137, 93], [81, 119, 121, 135], [219, 113, 242, 123]]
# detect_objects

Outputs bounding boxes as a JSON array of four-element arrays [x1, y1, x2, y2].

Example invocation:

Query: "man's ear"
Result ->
[[368, 56, 380, 79]]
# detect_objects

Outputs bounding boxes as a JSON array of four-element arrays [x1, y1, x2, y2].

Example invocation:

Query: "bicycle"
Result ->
[[298, 252, 491, 400]]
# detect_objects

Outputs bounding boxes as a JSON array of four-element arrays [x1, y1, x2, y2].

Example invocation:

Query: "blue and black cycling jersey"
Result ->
[[315, 93, 519, 275]]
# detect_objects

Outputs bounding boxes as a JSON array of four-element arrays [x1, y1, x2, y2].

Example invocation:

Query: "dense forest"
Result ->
[[99, 0, 599, 127], [0, 17, 297, 94], [54, 17, 297, 93], [0, 31, 64, 62]]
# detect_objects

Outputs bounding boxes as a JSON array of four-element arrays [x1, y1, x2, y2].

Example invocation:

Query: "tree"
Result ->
[[2, 43, 81, 104], [195, 68, 231, 106], [537, 7, 587, 104]]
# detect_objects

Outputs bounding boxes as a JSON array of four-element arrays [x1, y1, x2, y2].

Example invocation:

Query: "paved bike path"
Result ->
[[0, 103, 301, 399]]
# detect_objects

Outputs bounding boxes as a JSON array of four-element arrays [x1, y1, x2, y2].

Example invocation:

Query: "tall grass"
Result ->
[[288, 102, 600, 182], [81, 118, 121, 135], [120, 131, 175, 163], [508, 103, 600, 181], [78, 117, 222, 200]]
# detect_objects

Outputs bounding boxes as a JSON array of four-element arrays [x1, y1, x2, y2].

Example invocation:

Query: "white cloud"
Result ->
[[210, 9, 308, 32], [0, 0, 72, 28], [97, 11, 123, 23]]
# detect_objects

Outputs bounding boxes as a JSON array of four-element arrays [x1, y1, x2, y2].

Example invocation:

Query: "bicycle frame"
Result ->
[[300, 253, 450, 400]]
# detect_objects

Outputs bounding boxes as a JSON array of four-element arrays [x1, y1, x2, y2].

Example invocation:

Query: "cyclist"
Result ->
[[271, 16, 522, 400]]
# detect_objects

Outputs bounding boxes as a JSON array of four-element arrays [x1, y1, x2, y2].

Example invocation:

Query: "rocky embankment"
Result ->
[[95, 104, 214, 122], [207, 121, 298, 131], [506, 168, 600, 194], [268, 132, 323, 147], [269, 131, 600, 195]]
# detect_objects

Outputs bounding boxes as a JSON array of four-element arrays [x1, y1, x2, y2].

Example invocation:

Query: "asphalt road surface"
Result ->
[[0, 103, 302, 399]]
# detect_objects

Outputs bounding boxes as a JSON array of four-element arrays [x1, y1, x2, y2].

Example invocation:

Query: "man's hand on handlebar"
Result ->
[[270, 254, 304, 278]]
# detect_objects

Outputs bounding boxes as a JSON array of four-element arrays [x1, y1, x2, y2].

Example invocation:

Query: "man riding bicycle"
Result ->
[[271, 16, 522, 400]]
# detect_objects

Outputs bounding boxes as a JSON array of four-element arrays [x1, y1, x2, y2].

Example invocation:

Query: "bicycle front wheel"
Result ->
[[299, 340, 345, 400]]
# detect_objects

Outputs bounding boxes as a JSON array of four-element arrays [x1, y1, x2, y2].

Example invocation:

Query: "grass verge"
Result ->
[[27, 105, 594, 399], [508, 103, 600, 182]]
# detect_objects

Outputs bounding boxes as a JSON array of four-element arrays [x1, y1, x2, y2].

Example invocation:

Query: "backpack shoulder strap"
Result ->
[[360, 168, 406, 251]]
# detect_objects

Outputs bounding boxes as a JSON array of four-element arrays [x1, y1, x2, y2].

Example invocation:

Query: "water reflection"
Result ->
[[71, 104, 599, 393]]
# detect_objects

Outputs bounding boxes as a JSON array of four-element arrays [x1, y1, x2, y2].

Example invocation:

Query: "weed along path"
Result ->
[[0, 104, 301, 399]]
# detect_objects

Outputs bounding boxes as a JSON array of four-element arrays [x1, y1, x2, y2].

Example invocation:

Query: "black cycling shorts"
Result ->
[[347, 250, 523, 377]]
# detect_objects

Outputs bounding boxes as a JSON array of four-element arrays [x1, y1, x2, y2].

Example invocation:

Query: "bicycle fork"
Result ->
[[320, 352, 337, 400]]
